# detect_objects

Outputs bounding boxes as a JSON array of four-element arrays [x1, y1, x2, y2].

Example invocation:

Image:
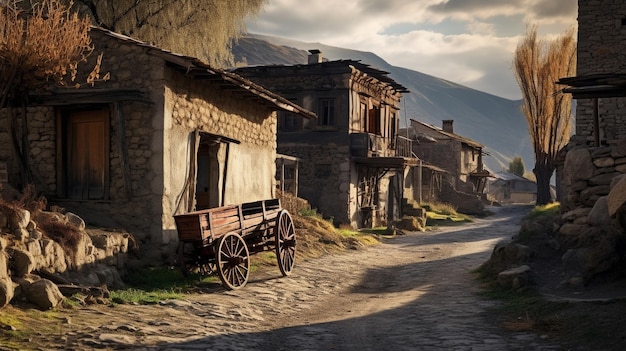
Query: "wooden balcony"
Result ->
[[349, 133, 417, 168]]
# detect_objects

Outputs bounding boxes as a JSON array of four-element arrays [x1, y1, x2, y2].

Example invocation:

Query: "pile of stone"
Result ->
[[558, 142, 626, 285], [0, 194, 131, 310]]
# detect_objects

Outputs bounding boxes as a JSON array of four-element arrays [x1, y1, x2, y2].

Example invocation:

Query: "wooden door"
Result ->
[[196, 144, 210, 209], [65, 109, 109, 199]]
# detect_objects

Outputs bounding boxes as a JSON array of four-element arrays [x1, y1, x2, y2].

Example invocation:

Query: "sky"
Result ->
[[246, 0, 578, 100]]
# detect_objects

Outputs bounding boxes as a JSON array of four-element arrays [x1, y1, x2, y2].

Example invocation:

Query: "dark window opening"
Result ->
[[360, 102, 368, 132], [278, 111, 301, 131], [318, 99, 335, 126], [367, 106, 381, 135]]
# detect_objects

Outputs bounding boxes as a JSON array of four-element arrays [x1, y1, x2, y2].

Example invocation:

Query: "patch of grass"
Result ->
[[109, 288, 182, 305], [425, 211, 473, 226], [110, 266, 218, 304], [526, 202, 560, 221], [421, 201, 457, 216], [0, 307, 61, 348], [421, 201, 473, 227], [299, 207, 322, 218]]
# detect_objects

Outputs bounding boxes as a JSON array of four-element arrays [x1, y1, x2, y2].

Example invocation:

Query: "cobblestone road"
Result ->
[[14, 205, 567, 350]]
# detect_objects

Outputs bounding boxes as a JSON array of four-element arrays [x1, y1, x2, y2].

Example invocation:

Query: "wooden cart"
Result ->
[[173, 199, 296, 290]]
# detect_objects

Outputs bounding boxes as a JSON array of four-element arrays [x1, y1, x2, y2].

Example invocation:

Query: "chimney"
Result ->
[[442, 120, 454, 133], [308, 49, 322, 64]]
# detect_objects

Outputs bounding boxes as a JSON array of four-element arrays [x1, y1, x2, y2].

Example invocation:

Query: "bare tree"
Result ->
[[513, 25, 576, 205], [69, 0, 267, 67], [0, 0, 101, 186]]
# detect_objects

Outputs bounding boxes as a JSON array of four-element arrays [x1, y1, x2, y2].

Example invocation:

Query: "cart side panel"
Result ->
[[174, 213, 209, 242], [207, 205, 243, 239]]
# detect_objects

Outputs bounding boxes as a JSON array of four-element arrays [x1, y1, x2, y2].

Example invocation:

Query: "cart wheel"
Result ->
[[216, 232, 250, 290], [275, 210, 296, 276], [177, 241, 215, 277]]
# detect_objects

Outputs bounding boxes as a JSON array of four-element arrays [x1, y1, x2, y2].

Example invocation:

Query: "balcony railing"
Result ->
[[349, 133, 414, 158], [395, 136, 413, 158]]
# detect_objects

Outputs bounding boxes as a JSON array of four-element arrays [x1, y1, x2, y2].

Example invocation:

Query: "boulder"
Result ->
[[21, 278, 64, 310], [558, 223, 589, 237], [562, 207, 592, 222], [0, 251, 13, 306], [480, 240, 534, 276], [395, 216, 425, 232], [562, 238, 620, 282], [8, 208, 30, 230], [587, 196, 613, 226], [564, 148, 594, 182], [607, 176, 626, 216], [11, 249, 35, 278], [0, 277, 15, 307], [497, 265, 532, 289]]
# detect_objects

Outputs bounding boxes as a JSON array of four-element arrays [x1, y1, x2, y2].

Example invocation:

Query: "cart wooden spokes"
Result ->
[[174, 199, 296, 290]]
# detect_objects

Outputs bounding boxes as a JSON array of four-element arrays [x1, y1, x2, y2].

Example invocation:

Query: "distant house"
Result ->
[[0, 27, 314, 260], [488, 171, 537, 204], [235, 50, 418, 228], [406, 119, 489, 192], [401, 119, 489, 215]]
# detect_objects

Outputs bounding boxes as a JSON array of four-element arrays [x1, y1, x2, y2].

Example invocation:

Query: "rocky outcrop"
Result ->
[[0, 202, 132, 309], [479, 240, 535, 278], [556, 143, 626, 285]]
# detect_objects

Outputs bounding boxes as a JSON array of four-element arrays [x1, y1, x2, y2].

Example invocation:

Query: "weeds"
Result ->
[[526, 202, 560, 221]]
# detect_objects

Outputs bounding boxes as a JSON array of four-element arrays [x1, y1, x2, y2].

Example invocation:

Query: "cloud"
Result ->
[[426, 0, 577, 24], [246, 0, 577, 99]]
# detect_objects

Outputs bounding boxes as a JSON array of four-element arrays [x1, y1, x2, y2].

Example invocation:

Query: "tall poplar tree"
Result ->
[[513, 25, 576, 205]]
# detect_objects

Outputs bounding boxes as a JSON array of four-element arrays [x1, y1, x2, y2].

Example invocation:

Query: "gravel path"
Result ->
[[12, 205, 566, 350]]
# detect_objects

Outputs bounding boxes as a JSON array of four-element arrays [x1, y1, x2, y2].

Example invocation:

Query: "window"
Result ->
[[318, 99, 335, 126], [278, 111, 301, 131], [57, 107, 110, 200], [360, 102, 368, 132], [367, 106, 381, 135]]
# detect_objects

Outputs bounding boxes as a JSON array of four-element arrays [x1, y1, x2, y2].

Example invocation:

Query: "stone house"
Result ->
[[488, 171, 537, 204], [553, 1, 626, 283], [0, 27, 314, 261], [234, 51, 418, 228], [401, 119, 489, 214]]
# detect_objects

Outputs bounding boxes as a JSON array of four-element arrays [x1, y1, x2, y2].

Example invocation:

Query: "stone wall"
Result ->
[[279, 144, 351, 224], [557, 141, 626, 283], [573, 0, 626, 144], [0, 203, 129, 308]]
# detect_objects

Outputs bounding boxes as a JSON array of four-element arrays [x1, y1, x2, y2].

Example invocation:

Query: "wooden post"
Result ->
[[294, 159, 299, 197]]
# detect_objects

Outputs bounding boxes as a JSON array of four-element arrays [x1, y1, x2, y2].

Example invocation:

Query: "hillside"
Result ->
[[232, 34, 532, 172]]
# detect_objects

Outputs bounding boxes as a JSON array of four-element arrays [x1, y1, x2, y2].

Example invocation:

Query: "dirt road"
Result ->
[[8, 205, 563, 350]]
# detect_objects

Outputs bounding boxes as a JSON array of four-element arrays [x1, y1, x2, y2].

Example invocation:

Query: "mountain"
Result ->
[[232, 34, 533, 173]]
